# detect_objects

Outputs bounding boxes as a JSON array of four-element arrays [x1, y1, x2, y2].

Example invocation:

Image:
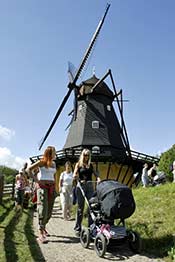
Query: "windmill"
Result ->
[[39, 3, 111, 151], [31, 3, 159, 188]]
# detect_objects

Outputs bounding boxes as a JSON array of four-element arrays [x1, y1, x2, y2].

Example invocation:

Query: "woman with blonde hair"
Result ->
[[73, 148, 100, 236], [28, 146, 56, 243]]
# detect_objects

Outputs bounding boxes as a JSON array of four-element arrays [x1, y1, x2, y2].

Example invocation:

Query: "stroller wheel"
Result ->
[[127, 230, 142, 253], [80, 227, 90, 248], [94, 234, 107, 257]]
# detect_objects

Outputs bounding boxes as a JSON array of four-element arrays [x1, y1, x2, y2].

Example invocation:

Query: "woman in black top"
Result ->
[[73, 148, 100, 235]]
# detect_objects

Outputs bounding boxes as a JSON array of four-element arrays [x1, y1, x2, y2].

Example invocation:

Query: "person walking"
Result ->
[[15, 168, 28, 211], [59, 161, 73, 220], [73, 148, 100, 236], [141, 163, 149, 188], [172, 160, 175, 183], [27, 146, 57, 243]]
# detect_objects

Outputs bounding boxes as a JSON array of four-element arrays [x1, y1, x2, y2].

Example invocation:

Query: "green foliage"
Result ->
[[0, 166, 17, 184], [168, 246, 175, 262], [158, 144, 175, 181]]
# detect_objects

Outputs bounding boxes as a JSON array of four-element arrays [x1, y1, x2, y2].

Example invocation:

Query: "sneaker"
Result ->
[[74, 230, 80, 237], [37, 235, 48, 244]]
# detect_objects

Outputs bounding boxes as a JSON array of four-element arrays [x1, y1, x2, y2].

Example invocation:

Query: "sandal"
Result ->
[[43, 229, 50, 237], [37, 235, 48, 244]]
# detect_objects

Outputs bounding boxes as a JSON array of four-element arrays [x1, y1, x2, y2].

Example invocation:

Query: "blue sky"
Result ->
[[0, 0, 175, 169]]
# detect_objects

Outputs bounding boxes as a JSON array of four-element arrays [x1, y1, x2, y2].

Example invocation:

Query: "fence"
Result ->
[[0, 175, 15, 204], [3, 183, 15, 197]]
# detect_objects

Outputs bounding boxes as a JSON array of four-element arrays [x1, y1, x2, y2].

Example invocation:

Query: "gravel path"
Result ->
[[33, 197, 165, 262]]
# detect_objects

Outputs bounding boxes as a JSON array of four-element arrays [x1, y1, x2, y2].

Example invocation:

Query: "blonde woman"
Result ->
[[28, 146, 56, 243], [73, 148, 100, 236]]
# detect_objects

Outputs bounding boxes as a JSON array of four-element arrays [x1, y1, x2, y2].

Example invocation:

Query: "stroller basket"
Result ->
[[110, 225, 127, 239]]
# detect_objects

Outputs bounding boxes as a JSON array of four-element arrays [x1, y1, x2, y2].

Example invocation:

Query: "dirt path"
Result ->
[[33, 197, 164, 262]]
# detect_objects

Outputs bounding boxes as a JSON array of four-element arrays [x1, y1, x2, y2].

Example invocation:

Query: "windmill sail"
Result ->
[[38, 3, 110, 150]]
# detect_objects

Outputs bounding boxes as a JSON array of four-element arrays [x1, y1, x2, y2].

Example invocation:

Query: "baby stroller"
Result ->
[[151, 172, 166, 186], [79, 180, 141, 257]]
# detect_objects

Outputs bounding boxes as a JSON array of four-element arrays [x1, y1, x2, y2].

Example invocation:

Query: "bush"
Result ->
[[0, 166, 17, 184], [158, 145, 175, 181]]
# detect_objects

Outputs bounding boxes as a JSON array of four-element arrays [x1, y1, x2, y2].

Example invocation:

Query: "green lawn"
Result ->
[[1, 183, 175, 261], [125, 183, 175, 261], [0, 198, 45, 262]]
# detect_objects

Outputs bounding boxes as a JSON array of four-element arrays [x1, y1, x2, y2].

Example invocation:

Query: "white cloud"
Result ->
[[0, 147, 27, 170], [0, 125, 15, 141]]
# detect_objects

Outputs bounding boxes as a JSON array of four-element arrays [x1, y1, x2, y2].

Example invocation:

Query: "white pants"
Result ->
[[60, 185, 72, 219]]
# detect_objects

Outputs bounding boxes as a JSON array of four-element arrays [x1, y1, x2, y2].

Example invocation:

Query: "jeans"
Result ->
[[74, 181, 94, 232]]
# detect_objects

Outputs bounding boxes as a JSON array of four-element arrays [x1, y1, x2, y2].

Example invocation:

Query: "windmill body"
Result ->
[[64, 74, 127, 162]]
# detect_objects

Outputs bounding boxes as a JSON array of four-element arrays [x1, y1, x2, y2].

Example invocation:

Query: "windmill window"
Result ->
[[107, 105, 111, 111], [92, 121, 99, 129]]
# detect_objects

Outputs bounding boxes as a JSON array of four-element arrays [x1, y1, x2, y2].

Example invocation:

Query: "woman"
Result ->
[[141, 163, 149, 187], [172, 160, 175, 183], [73, 148, 100, 236], [28, 146, 56, 243], [59, 161, 73, 220], [15, 169, 28, 211]]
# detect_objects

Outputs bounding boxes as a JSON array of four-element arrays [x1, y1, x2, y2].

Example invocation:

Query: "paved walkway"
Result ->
[[33, 197, 164, 262]]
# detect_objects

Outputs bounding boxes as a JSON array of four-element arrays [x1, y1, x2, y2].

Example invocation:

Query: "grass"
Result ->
[[126, 183, 175, 261], [1, 183, 175, 261], [0, 197, 45, 262]]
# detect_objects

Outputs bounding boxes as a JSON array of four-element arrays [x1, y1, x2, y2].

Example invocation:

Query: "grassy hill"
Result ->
[[0, 183, 175, 261], [126, 183, 175, 261]]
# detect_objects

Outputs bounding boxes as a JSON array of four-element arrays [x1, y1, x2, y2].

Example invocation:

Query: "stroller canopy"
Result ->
[[96, 180, 136, 219]]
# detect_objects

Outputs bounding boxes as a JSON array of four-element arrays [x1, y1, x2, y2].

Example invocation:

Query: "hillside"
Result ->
[[127, 183, 175, 260]]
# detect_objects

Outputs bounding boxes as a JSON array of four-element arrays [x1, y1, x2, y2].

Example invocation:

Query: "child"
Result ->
[[59, 161, 73, 220]]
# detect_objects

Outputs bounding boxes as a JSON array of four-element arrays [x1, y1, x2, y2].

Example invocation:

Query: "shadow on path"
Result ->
[[24, 209, 46, 262]]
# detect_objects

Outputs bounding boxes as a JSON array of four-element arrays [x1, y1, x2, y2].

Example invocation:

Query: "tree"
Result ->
[[158, 144, 175, 181], [0, 166, 18, 184]]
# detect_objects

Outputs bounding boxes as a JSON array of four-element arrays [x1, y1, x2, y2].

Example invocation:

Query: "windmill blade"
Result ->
[[68, 62, 79, 120], [39, 3, 110, 150], [68, 3, 110, 120], [73, 87, 78, 120], [39, 87, 73, 150], [72, 3, 110, 86], [68, 61, 77, 83]]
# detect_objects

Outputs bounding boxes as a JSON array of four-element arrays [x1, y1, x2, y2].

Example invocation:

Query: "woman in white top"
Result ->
[[59, 161, 73, 220], [28, 146, 56, 243], [141, 163, 149, 187]]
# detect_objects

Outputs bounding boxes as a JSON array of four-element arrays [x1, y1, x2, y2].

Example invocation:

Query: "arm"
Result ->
[[15, 175, 19, 183], [94, 171, 101, 183], [73, 162, 79, 179], [59, 173, 63, 192], [72, 162, 79, 186], [27, 160, 41, 179], [91, 164, 101, 183]]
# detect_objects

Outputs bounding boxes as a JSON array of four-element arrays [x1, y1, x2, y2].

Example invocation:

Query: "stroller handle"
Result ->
[[77, 180, 98, 221], [79, 180, 98, 185]]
